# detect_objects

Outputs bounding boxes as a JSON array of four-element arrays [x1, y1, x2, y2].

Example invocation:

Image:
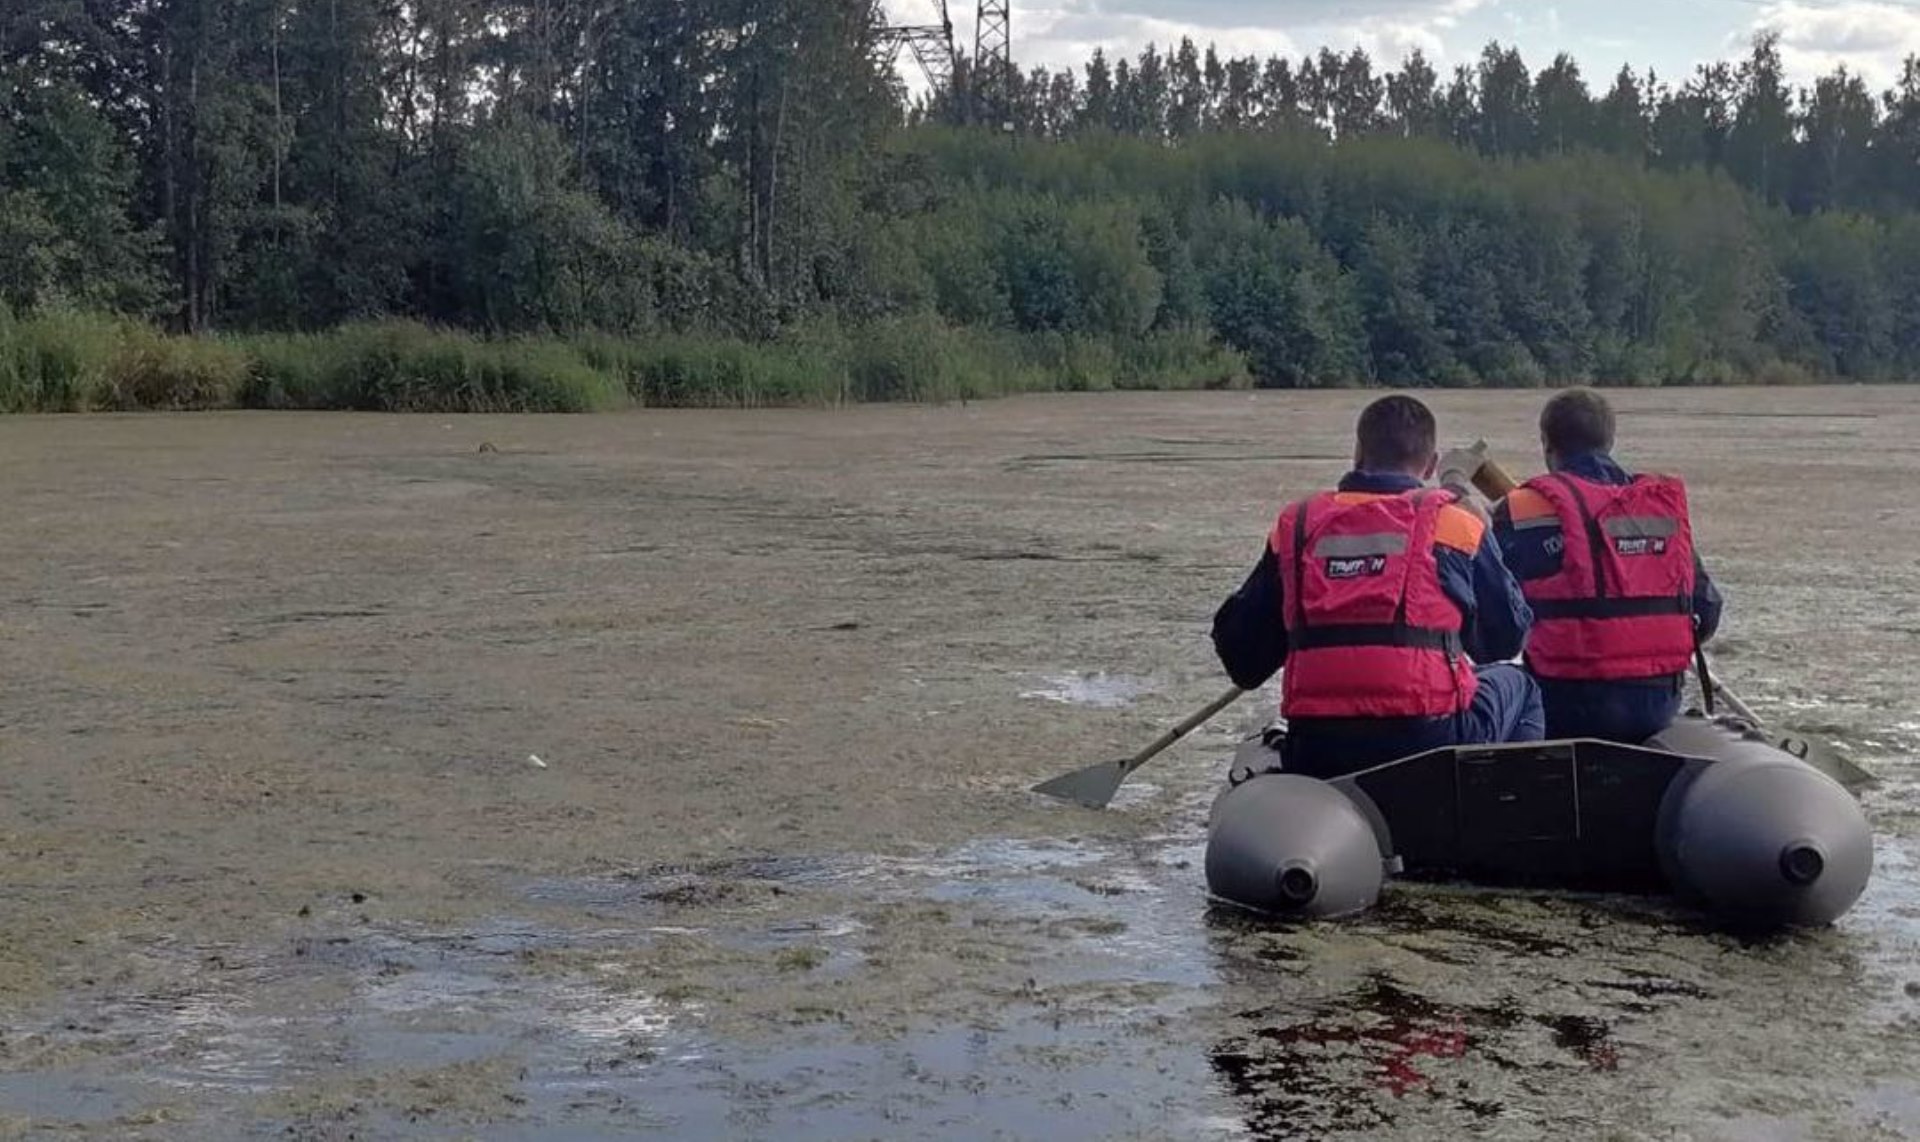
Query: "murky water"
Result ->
[[1, 394, 1916, 1138], [1019, 671, 1158, 709], [7, 748, 1916, 1138], [3, 665, 1915, 1138]]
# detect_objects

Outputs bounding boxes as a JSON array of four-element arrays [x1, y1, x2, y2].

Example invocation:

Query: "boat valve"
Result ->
[[1779, 841, 1827, 887], [1274, 863, 1319, 908]]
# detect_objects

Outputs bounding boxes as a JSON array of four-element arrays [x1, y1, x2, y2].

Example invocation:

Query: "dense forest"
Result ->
[[3, 1, 1919, 409]]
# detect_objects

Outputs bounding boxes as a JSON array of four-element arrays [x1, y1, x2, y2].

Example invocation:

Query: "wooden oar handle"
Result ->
[[1467, 440, 1521, 500], [1122, 686, 1247, 773]]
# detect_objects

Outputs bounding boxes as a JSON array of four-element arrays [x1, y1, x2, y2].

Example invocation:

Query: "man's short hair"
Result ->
[[1540, 388, 1617, 456], [1356, 395, 1437, 471]]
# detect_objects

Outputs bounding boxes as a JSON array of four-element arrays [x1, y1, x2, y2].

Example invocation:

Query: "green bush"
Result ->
[[1470, 343, 1548, 388], [596, 333, 843, 408], [1114, 328, 1251, 390], [0, 309, 118, 411], [1752, 358, 1816, 386], [240, 322, 626, 412], [0, 310, 249, 411], [104, 325, 250, 409], [1682, 358, 1741, 387], [845, 315, 981, 402], [1591, 335, 1662, 387], [1019, 333, 1119, 393], [237, 331, 331, 408], [1, 309, 1253, 414]]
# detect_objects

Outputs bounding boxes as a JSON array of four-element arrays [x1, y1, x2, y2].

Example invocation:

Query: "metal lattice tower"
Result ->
[[879, 2, 956, 94], [973, 0, 1012, 127]]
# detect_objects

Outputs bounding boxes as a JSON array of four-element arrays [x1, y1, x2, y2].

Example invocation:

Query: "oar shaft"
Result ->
[[1708, 674, 1764, 727], [1122, 686, 1247, 774], [1692, 645, 1761, 726]]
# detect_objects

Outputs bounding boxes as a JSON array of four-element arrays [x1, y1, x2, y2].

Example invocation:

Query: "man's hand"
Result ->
[[1436, 442, 1489, 491], [1435, 442, 1492, 523]]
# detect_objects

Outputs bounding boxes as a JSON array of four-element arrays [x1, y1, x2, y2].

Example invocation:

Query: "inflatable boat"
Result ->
[[1205, 711, 1874, 931]]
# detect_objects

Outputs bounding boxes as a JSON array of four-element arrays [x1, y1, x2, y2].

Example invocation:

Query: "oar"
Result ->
[[1033, 686, 1247, 809], [1464, 440, 1520, 500], [1697, 658, 1878, 792]]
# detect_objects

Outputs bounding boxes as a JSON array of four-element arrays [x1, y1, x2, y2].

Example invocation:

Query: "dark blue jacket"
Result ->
[[1490, 451, 1725, 742], [1212, 471, 1534, 768]]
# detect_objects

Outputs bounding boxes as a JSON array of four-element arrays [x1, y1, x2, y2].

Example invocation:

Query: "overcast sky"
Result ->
[[883, 0, 1920, 92]]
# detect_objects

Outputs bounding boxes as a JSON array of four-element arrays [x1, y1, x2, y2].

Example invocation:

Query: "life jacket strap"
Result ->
[[1550, 471, 1612, 599], [1530, 596, 1691, 620], [1289, 625, 1465, 654]]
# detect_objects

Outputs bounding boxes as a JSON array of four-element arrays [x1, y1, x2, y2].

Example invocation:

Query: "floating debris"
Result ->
[[1020, 672, 1154, 709]]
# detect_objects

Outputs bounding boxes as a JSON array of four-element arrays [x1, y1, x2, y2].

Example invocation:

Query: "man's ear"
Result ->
[[1421, 453, 1439, 481]]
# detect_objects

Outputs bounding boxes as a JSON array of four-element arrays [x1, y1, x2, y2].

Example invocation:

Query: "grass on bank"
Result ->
[[0, 309, 255, 412], [0, 309, 1252, 414]]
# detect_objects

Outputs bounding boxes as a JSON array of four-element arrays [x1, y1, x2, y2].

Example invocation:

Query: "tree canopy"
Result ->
[[4, 3, 1918, 387]]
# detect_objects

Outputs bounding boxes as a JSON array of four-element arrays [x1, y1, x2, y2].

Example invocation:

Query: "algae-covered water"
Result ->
[[0, 391, 1914, 1138]]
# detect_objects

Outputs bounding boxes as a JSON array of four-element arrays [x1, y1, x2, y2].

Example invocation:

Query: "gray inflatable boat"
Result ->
[[1205, 711, 1874, 931]]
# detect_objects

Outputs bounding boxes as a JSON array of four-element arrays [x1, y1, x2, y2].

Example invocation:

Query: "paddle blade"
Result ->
[[1032, 759, 1130, 809], [1788, 738, 1879, 794]]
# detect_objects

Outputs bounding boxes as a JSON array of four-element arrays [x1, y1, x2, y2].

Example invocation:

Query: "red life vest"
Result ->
[[1519, 471, 1697, 681], [1270, 490, 1477, 719]]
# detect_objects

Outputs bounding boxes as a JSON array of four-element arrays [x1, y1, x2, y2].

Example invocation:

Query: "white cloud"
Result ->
[[881, 0, 1498, 80], [1019, 4, 1302, 68], [1357, 22, 1449, 64], [1741, 1, 1920, 88], [881, 0, 1920, 100]]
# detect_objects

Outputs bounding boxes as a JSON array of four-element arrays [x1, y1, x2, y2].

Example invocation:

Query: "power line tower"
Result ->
[[972, 0, 1012, 128], [879, 2, 956, 94]]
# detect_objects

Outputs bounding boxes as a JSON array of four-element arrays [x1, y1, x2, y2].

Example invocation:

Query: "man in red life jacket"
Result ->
[[1212, 396, 1544, 779], [1491, 388, 1724, 743]]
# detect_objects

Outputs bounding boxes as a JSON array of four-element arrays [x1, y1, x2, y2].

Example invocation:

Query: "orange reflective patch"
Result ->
[[1505, 486, 1556, 522], [1434, 504, 1486, 555], [1270, 493, 1394, 551], [1269, 490, 1481, 554]]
